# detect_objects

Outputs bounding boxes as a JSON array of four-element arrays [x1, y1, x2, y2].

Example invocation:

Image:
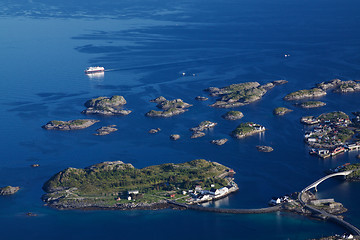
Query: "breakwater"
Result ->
[[167, 200, 282, 214]]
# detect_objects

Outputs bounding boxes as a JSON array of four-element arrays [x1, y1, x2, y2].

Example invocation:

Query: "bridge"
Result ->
[[302, 170, 353, 192], [298, 170, 360, 236]]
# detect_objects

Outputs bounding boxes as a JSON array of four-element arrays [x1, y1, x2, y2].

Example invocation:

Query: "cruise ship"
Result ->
[[84, 66, 105, 74]]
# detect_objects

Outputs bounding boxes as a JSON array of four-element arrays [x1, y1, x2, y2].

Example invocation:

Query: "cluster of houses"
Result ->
[[186, 180, 238, 204], [302, 116, 360, 158], [248, 123, 266, 131], [269, 195, 293, 206]]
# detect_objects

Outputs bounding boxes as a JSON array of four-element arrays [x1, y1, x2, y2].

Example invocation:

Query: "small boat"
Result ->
[[85, 66, 104, 74]]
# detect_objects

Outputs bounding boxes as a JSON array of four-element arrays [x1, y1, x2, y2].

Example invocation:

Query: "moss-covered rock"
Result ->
[[82, 95, 131, 116], [284, 88, 326, 101], [273, 107, 292, 116], [299, 101, 326, 109], [222, 111, 244, 120], [42, 119, 99, 130]]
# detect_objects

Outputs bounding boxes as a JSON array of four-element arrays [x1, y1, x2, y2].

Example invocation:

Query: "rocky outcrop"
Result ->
[[190, 121, 217, 132], [0, 186, 20, 195], [298, 101, 326, 109], [284, 88, 327, 101], [256, 145, 273, 152], [206, 81, 285, 108], [146, 97, 192, 117], [170, 134, 180, 140], [94, 125, 118, 136], [42, 119, 99, 130], [222, 111, 244, 120], [300, 116, 320, 125], [195, 96, 208, 101], [82, 95, 131, 116], [272, 80, 288, 85], [210, 139, 228, 145], [149, 128, 161, 134], [150, 96, 167, 103], [191, 132, 206, 139], [273, 107, 292, 116]]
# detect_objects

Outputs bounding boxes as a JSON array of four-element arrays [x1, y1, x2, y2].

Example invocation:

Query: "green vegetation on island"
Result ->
[[284, 88, 326, 101], [222, 111, 244, 120], [42, 119, 100, 130], [82, 95, 131, 116], [299, 101, 326, 109], [42, 159, 235, 209], [205, 81, 286, 108], [146, 97, 192, 117], [231, 122, 265, 139], [285, 79, 360, 102], [0, 186, 20, 196], [273, 107, 292, 116]]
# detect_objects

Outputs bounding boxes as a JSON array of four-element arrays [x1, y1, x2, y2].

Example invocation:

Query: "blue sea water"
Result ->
[[1, 0, 360, 239]]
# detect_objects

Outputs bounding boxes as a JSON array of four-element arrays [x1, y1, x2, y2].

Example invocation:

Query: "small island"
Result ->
[[42, 119, 99, 130], [42, 159, 237, 210], [273, 107, 292, 116], [190, 121, 217, 138], [205, 81, 286, 108], [0, 186, 20, 196], [146, 97, 192, 117], [94, 125, 118, 136], [298, 101, 326, 109], [256, 146, 273, 152], [222, 111, 244, 120], [210, 139, 228, 146], [317, 78, 360, 93], [170, 134, 180, 140], [82, 95, 131, 116], [231, 122, 265, 139], [285, 79, 360, 102], [284, 88, 327, 101]]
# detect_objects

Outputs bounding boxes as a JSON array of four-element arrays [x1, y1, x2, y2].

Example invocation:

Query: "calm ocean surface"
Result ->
[[1, 0, 360, 239]]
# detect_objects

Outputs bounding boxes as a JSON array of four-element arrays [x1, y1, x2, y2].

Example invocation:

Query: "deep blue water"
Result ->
[[1, 0, 360, 239]]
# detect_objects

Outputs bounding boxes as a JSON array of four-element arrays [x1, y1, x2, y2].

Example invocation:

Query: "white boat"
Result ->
[[85, 66, 104, 74]]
